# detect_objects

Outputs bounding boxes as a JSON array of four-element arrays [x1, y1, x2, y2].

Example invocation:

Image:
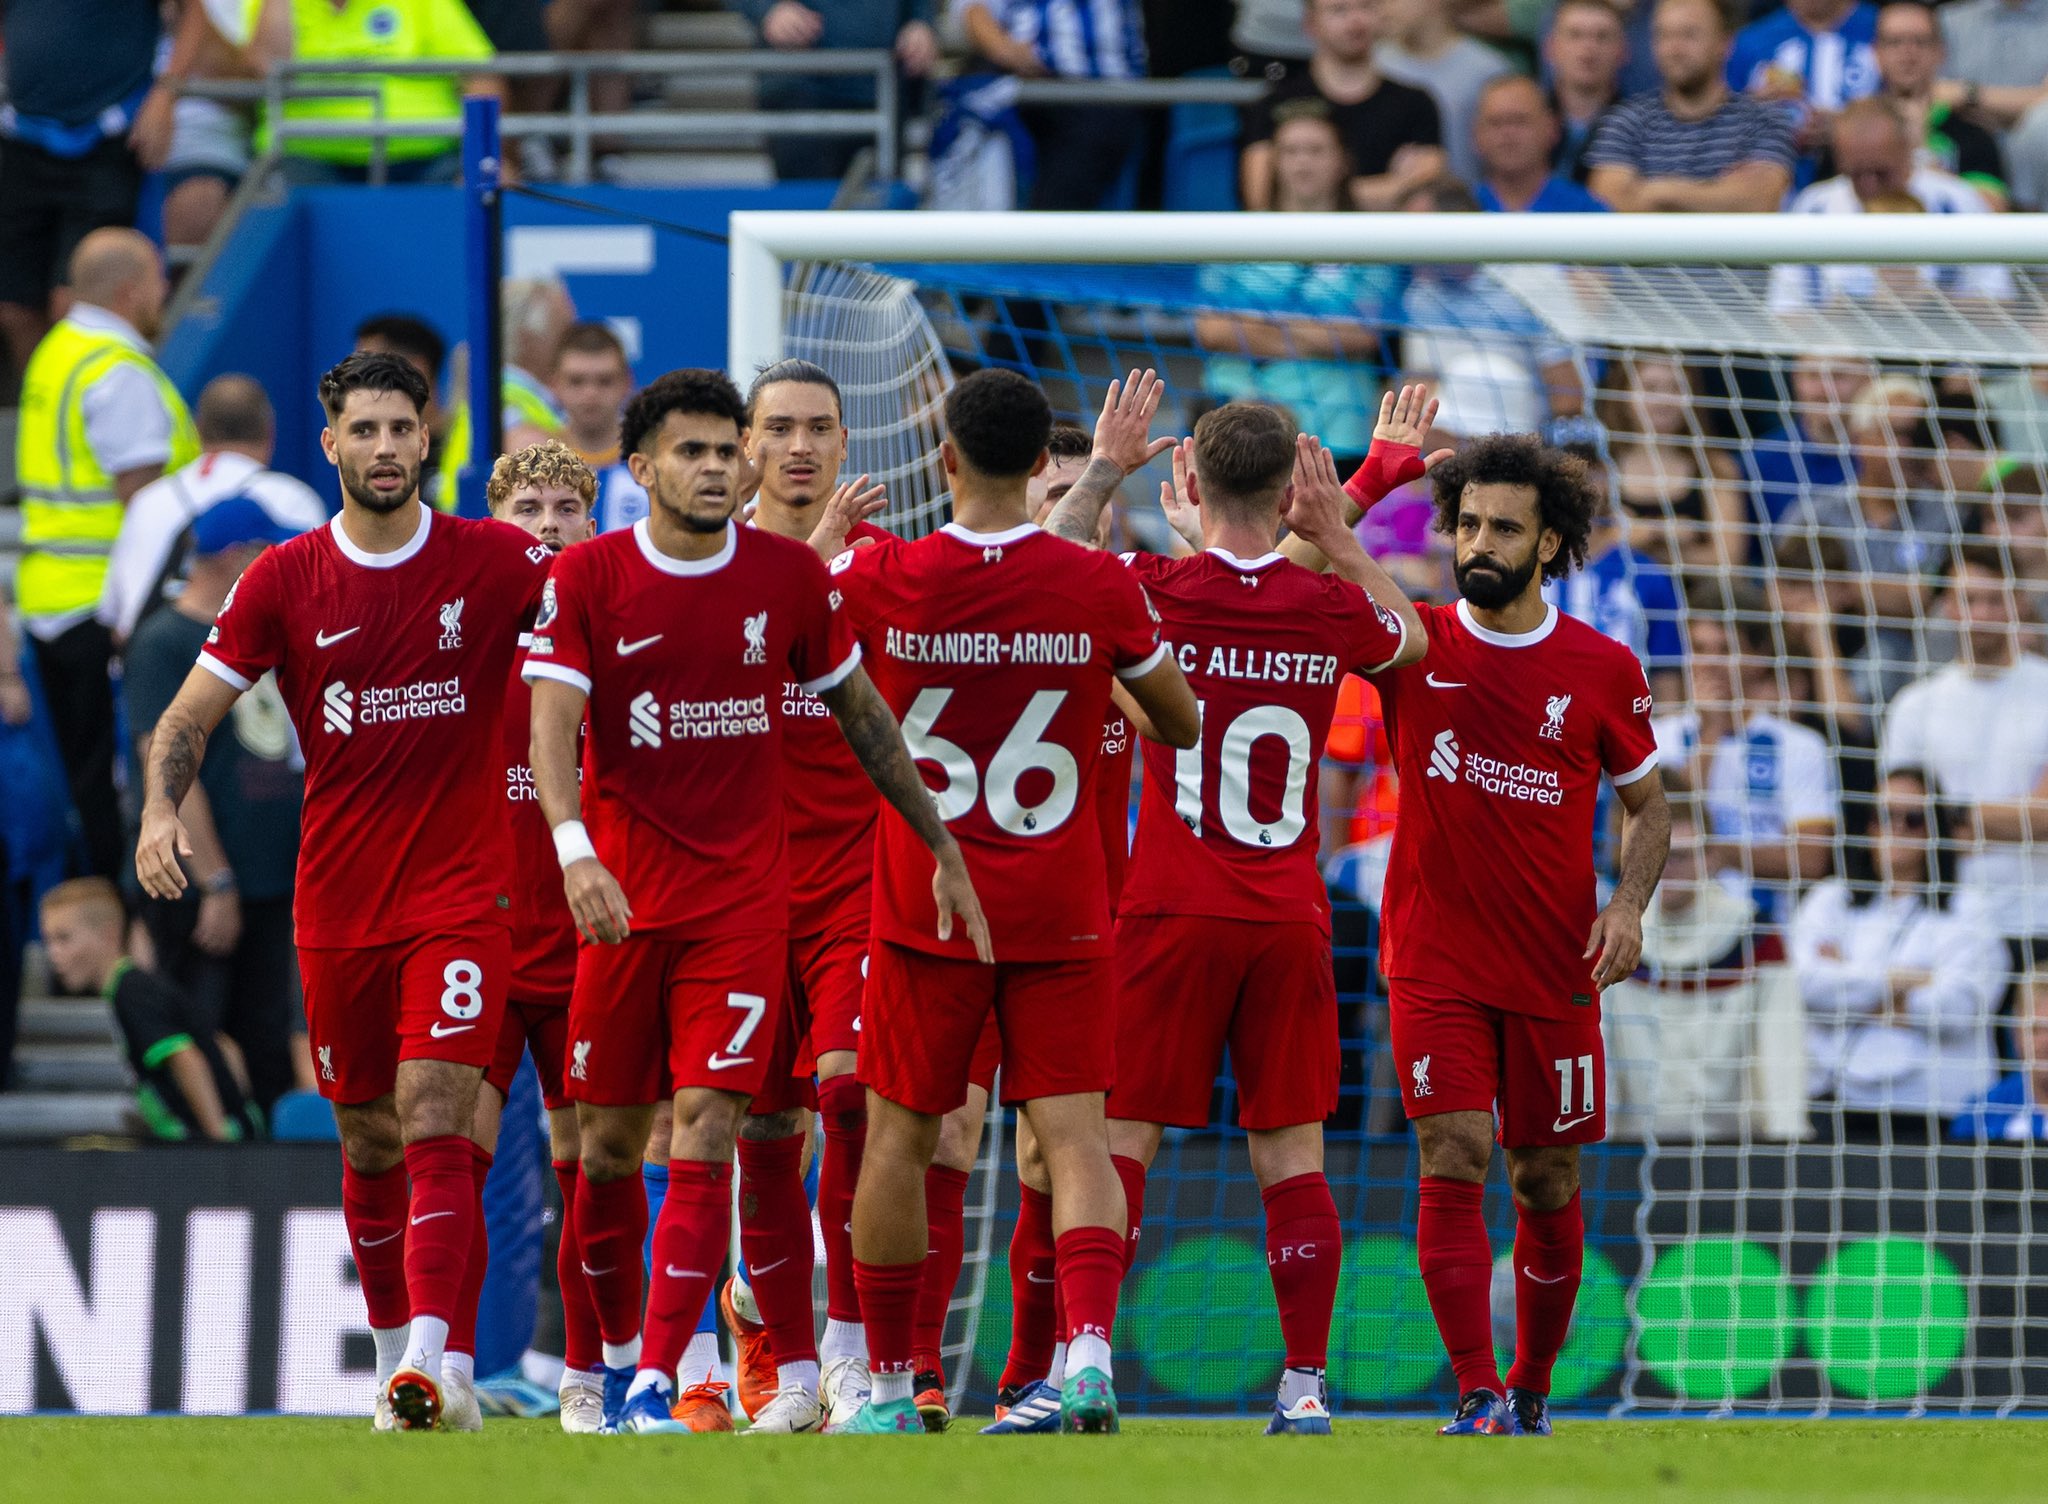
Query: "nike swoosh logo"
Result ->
[[429, 1021, 476, 1038], [1025, 1272, 1055, 1285], [1551, 1113, 1594, 1133], [1425, 672, 1466, 688], [665, 1266, 707, 1279], [751, 1256, 790, 1276], [358, 1231, 403, 1248], [580, 1262, 614, 1277], [411, 1210, 454, 1227], [1523, 1267, 1572, 1285], [707, 1055, 753, 1071], [316, 627, 360, 648], [617, 634, 663, 657]]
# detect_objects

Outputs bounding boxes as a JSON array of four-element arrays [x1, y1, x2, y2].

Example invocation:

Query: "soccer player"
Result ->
[[828, 368, 1200, 1435], [1041, 399, 1430, 1435], [478, 440, 606, 1432], [134, 352, 554, 1430], [521, 368, 989, 1437], [1376, 433, 1669, 1438]]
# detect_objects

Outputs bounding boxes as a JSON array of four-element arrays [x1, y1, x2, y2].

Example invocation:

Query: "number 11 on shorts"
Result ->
[[1553, 1054, 1594, 1119]]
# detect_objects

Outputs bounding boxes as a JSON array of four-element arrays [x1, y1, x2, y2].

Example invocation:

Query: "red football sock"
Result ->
[[1505, 1191, 1584, 1396], [854, 1257, 923, 1376], [817, 1073, 866, 1324], [1110, 1154, 1148, 1273], [400, 1135, 476, 1326], [999, 1183, 1058, 1392], [574, 1168, 649, 1346], [1261, 1172, 1342, 1371], [913, 1164, 971, 1377], [447, 1143, 493, 1357], [640, 1158, 731, 1381], [736, 1132, 819, 1367], [1055, 1225, 1126, 1355], [1417, 1175, 1502, 1397], [340, 1157, 409, 1330], [553, 1160, 602, 1372]]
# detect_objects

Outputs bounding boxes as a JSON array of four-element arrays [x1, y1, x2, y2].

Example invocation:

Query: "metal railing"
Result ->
[[1009, 76, 1266, 107]]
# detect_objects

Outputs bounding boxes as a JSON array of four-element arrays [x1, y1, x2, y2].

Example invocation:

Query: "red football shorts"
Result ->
[[487, 995, 572, 1109], [860, 941, 1112, 1115], [1388, 981, 1606, 1148], [1109, 915, 1338, 1131], [298, 920, 511, 1105], [565, 929, 789, 1106]]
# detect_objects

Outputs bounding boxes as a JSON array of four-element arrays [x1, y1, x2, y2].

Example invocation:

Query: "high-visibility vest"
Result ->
[[16, 318, 200, 626], [433, 368, 565, 512]]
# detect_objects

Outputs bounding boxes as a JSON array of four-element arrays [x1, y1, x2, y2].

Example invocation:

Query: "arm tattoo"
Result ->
[[1041, 456, 1123, 547], [147, 713, 207, 810], [824, 670, 955, 855]]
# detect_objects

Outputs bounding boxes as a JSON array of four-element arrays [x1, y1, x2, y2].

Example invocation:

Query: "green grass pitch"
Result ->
[[8, 1417, 2047, 1504]]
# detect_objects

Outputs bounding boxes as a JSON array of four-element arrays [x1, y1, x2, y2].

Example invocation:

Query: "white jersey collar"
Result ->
[[634, 516, 736, 576], [941, 520, 1040, 548], [1206, 546, 1285, 570], [1457, 597, 1559, 648], [330, 502, 432, 569]]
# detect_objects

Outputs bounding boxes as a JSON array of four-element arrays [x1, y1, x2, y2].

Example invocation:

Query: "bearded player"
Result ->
[[522, 368, 989, 1437], [136, 353, 553, 1430], [829, 368, 1199, 1435], [477, 441, 610, 1432], [1377, 434, 1669, 1438]]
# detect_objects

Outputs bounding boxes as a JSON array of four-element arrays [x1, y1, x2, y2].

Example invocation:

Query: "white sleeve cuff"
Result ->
[[1610, 750, 1660, 787], [1363, 610, 1411, 675], [195, 652, 253, 693], [799, 645, 863, 696], [1114, 642, 1169, 681], [521, 660, 593, 694]]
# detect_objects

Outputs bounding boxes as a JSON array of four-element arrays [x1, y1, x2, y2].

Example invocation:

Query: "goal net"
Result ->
[[740, 212, 2048, 1418]]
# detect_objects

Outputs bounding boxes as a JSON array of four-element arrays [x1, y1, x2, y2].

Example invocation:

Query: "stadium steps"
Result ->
[[3, 994, 135, 1141], [603, 5, 775, 187]]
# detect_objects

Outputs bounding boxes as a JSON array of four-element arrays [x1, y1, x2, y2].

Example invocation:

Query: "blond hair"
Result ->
[[486, 440, 598, 512], [40, 876, 123, 928]]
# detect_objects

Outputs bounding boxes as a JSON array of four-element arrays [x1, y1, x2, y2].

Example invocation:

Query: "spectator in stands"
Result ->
[[549, 322, 633, 470], [1742, 353, 1866, 537], [960, 0, 1147, 209], [1585, 0, 1797, 211], [160, 7, 254, 255], [99, 375, 327, 645], [217, 0, 504, 185], [1237, 0, 1445, 211], [1869, 2, 2008, 207], [1950, 967, 2048, 1140], [1541, 416, 1686, 707], [1372, 0, 1512, 189], [1727, 0, 1880, 186], [1882, 544, 2048, 968], [1769, 98, 2012, 314], [738, 0, 938, 181], [1544, 0, 1630, 185], [1659, 595, 1840, 926], [15, 230, 195, 883], [1980, 465, 2048, 631], [0, 0, 178, 385], [1791, 766, 2005, 1138], [432, 276, 571, 508], [1932, 0, 2048, 210], [40, 877, 264, 1141], [1196, 104, 1401, 453], [123, 496, 313, 1115], [1594, 352, 1747, 572], [1472, 75, 1610, 212]]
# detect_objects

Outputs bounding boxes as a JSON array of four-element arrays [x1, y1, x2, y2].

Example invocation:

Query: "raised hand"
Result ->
[[1157, 436, 1201, 551], [1374, 383, 1456, 473], [1093, 368, 1177, 477], [807, 473, 889, 559], [1282, 433, 1356, 550]]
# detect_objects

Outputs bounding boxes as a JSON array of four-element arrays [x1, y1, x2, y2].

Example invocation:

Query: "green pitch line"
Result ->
[[7, 1417, 2047, 1504]]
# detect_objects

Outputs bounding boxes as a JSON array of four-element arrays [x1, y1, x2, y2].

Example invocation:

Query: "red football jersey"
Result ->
[[1378, 600, 1659, 1020], [831, 522, 1165, 961], [199, 506, 551, 948], [501, 650, 577, 998], [1117, 548, 1408, 931], [775, 518, 892, 938], [521, 519, 858, 938], [1097, 710, 1135, 910]]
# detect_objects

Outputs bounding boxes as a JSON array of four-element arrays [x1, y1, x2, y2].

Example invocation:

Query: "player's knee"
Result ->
[[741, 1106, 805, 1142], [1506, 1150, 1578, 1212], [1414, 1117, 1493, 1183], [670, 1090, 744, 1159], [336, 1106, 403, 1174]]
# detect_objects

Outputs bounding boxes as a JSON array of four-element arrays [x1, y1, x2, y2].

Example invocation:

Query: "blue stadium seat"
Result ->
[[270, 1089, 339, 1142], [1163, 78, 1242, 213]]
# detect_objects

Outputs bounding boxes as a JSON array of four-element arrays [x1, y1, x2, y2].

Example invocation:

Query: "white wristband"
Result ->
[[552, 819, 597, 869]]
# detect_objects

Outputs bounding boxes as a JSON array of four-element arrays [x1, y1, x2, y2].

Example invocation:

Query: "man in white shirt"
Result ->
[[99, 374, 327, 643], [1882, 544, 2048, 957], [1770, 95, 2013, 309]]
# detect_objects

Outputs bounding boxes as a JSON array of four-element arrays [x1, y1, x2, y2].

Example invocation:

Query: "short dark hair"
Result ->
[[619, 368, 746, 458], [552, 321, 628, 371], [319, 351, 430, 423], [1192, 402, 1296, 515], [747, 358, 843, 423], [1947, 539, 2010, 581], [1046, 424, 1091, 463], [1853, 763, 1962, 911], [1428, 432, 1598, 582], [353, 313, 445, 378], [195, 373, 273, 447], [943, 369, 1051, 479]]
